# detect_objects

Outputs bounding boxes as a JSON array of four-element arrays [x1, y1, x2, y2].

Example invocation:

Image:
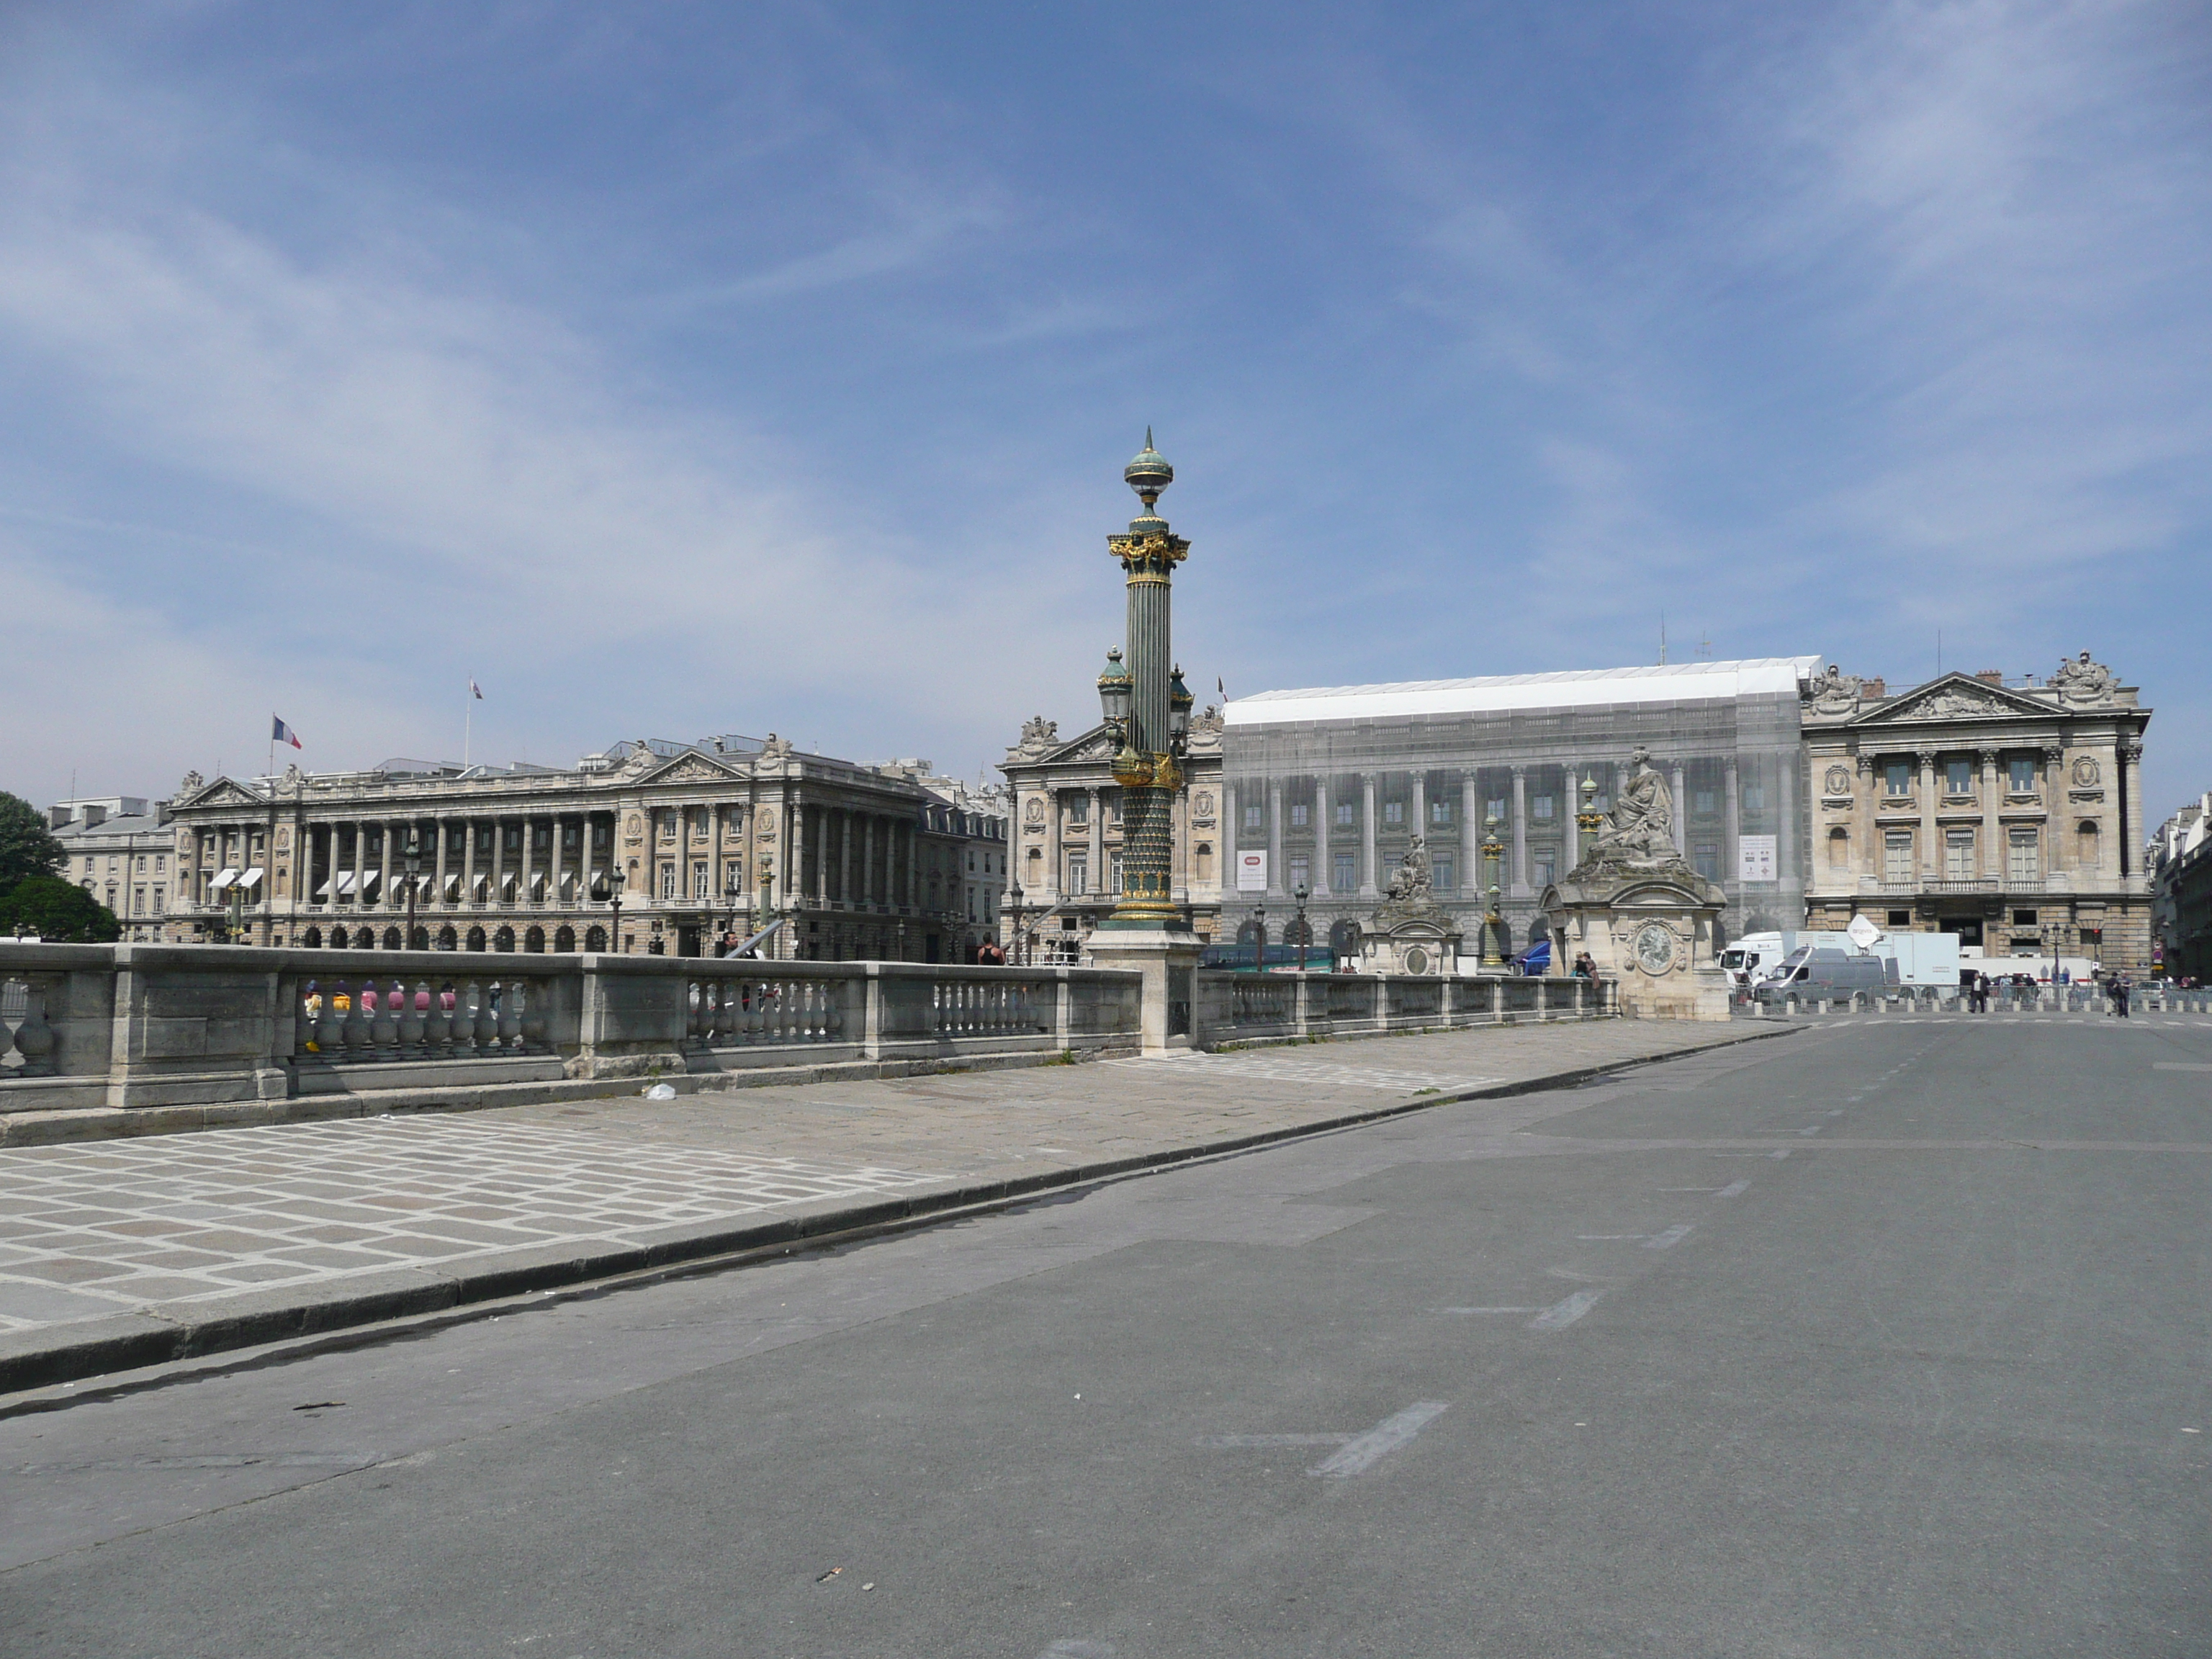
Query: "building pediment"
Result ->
[[1025, 723, 1121, 765], [1845, 674, 2054, 727], [639, 753, 744, 788], [179, 778, 267, 809]]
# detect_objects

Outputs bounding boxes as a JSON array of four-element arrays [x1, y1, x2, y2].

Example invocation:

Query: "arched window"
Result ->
[[1827, 827, 1850, 868], [465, 926, 487, 953], [554, 925, 576, 953], [437, 925, 457, 951], [331, 925, 349, 950], [523, 926, 545, 953], [1328, 919, 1362, 963], [494, 926, 516, 953], [1236, 917, 1267, 954], [584, 925, 607, 952], [382, 927, 402, 950], [408, 927, 429, 950], [302, 927, 323, 949]]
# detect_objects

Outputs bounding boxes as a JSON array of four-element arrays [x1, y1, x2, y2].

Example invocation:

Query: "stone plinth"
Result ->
[[1084, 925, 1201, 1054], [1359, 901, 1462, 978], [1544, 858, 1730, 1020]]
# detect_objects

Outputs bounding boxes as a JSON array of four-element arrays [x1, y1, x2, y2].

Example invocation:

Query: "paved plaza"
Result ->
[[0, 1021, 1763, 1367]]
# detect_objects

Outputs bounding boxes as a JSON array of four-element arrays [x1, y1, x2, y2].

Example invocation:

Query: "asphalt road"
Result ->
[[4, 1017, 2208, 1657]]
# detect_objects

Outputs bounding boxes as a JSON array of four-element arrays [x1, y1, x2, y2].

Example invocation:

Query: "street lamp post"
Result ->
[[1008, 881, 1026, 967], [723, 871, 743, 955], [1482, 811, 1506, 968], [1292, 881, 1311, 969], [403, 827, 422, 949], [608, 866, 625, 955]]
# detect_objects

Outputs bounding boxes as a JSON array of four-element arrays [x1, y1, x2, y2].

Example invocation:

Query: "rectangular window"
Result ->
[[156, 855, 166, 873], [1335, 801, 1354, 827], [1432, 851, 1455, 891], [1070, 796, 1088, 823], [2008, 756, 2036, 792], [1884, 830, 1913, 882], [1431, 799, 1451, 825], [1066, 853, 1088, 894], [136, 855, 146, 873], [1887, 910, 1912, 927], [1743, 784, 1765, 811], [1109, 850, 1123, 891], [1290, 802, 1308, 828], [1288, 855, 1310, 891], [1534, 850, 1555, 886], [2008, 829, 2040, 884], [1946, 758, 1974, 794], [133, 886, 145, 914], [1693, 790, 1717, 816], [1945, 828, 1976, 879], [1884, 760, 1912, 796], [2012, 908, 2038, 926], [1693, 842, 1719, 880], [1384, 801, 1403, 824], [1244, 804, 1261, 830], [660, 864, 677, 899], [1533, 794, 1555, 821], [1486, 797, 1507, 824], [1333, 852, 1356, 891], [152, 886, 164, 914], [693, 861, 709, 899]]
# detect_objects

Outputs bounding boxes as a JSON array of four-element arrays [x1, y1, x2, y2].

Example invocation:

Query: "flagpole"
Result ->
[[464, 680, 472, 769]]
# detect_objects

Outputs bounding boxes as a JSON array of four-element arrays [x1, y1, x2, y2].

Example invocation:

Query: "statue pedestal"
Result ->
[[1084, 925, 1201, 1055], [1545, 858, 1730, 1021], [1359, 902, 1461, 978]]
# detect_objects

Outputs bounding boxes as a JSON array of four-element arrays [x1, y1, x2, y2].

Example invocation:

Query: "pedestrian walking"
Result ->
[[2115, 974, 2131, 1019]]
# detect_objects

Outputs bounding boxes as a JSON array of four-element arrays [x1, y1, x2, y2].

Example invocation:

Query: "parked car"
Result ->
[[1752, 947, 1898, 1004]]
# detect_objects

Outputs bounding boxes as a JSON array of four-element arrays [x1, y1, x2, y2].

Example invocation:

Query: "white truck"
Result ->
[[1722, 929, 1961, 989]]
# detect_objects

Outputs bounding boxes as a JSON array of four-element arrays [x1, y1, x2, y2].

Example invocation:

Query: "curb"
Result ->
[[0, 1022, 1803, 1400]]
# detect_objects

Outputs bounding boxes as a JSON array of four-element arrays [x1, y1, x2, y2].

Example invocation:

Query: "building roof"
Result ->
[[1223, 657, 1822, 727]]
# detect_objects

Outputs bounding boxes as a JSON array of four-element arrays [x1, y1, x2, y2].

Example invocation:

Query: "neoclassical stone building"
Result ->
[[1799, 656, 2153, 970], [997, 707, 1226, 960], [1218, 659, 1818, 963], [160, 734, 1007, 963]]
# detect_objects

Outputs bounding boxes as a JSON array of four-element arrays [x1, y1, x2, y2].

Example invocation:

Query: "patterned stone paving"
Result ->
[[0, 1119, 935, 1332], [1107, 1053, 1506, 1093]]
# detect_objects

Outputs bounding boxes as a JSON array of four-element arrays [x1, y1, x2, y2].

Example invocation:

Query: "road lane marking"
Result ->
[[1717, 1180, 1750, 1197], [2153, 1063, 2212, 1071], [1643, 1224, 1694, 1249], [1658, 1187, 1727, 1192], [1527, 1289, 1607, 1331], [1195, 1433, 1355, 1447], [1308, 1402, 1452, 1477], [1439, 1306, 1542, 1315]]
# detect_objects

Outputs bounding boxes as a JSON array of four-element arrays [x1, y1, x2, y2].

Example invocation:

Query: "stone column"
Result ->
[[1359, 773, 1379, 899], [907, 820, 920, 911], [1313, 778, 1331, 895], [376, 822, 393, 914], [2042, 747, 2066, 873], [1979, 750, 2001, 883], [2121, 741, 2144, 878], [490, 816, 505, 909], [1461, 773, 1480, 897], [1087, 788, 1104, 894], [1267, 781, 1284, 898], [1917, 751, 1939, 878], [1411, 773, 1427, 855], [1563, 763, 1583, 874], [1778, 754, 1799, 894], [352, 822, 369, 915], [462, 818, 477, 908], [834, 809, 849, 906], [1510, 765, 1529, 897], [1668, 764, 1688, 855], [550, 816, 566, 914], [1043, 793, 1061, 902], [433, 820, 449, 911], [1723, 761, 1740, 888]]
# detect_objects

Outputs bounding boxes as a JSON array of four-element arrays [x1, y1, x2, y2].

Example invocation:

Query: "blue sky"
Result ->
[[2, 2, 2207, 823]]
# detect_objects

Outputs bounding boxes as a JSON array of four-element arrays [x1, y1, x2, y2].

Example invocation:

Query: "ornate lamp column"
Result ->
[[1084, 433, 1202, 1051]]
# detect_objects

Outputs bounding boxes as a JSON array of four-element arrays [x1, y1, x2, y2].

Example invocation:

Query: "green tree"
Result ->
[[0, 790, 66, 889], [0, 874, 121, 943]]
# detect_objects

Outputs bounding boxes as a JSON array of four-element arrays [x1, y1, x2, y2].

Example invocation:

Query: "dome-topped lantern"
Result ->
[[1097, 645, 1133, 732], [1169, 662, 1194, 743], [1124, 427, 1174, 517]]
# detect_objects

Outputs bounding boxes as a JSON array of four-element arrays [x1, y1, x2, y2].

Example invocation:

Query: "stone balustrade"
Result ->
[[1198, 971, 1615, 1045], [0, 944, 1142, 1118]]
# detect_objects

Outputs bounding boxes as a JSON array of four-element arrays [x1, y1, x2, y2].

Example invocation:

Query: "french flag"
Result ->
[[271, 715, 303, 749]]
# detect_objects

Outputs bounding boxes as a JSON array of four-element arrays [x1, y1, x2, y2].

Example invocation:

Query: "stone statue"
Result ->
[[2054, 649, 2115, 706], [759, 733, 795, 761], [279, 763, 305, 792], [1806, 663, 1862, 716], [1018, 715, 1058, 753], [1584, 746, 1679, 867], [1385, 836, 1434, 904], [178, 769, 204, 796]]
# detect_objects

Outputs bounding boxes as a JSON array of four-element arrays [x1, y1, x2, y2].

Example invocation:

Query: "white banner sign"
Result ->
[[1737, 835, 1777, 883], [1236, 850, 1268, 892]]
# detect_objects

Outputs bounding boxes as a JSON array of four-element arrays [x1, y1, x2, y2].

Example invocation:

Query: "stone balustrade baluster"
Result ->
[[497, 979, 524, 1051], [341, 981, 372, 1057], [372, 980, 402, 1055], [519, 979, 548, 1051], [471, 981, 500, 1051]]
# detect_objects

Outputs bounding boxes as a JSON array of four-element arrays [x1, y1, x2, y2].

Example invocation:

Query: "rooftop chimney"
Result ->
[[1974, 669, 2005, 685]]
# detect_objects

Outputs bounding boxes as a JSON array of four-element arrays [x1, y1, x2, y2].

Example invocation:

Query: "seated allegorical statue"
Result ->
[[1583, 745, 1681, 868]]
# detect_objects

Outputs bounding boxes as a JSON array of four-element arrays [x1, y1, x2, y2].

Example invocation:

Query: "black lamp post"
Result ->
[[1482, 810, 1506, 968], [1008, 880, 1026, 966], [1252, 900, 1267, 971], [403, 827, 422, 948], [1292, 881, 1311, 968], [723, 869, 743, 954], [608, 865, 626, 954]]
